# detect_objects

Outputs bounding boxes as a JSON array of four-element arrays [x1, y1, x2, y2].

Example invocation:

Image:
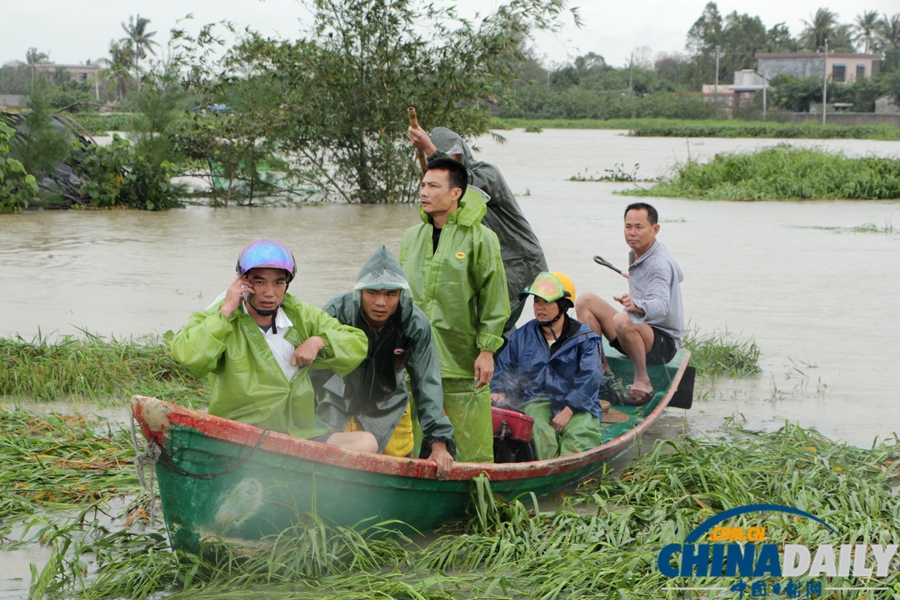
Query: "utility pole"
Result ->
[[714, 45, 720, 106], [629, 53, 633, 96], [762, 71, 767, 120], [822, 39, 828, 124]]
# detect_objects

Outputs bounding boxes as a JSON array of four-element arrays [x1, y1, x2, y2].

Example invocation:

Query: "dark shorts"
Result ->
[[609, 326, 677, 365], [308, 432, 334, 444]]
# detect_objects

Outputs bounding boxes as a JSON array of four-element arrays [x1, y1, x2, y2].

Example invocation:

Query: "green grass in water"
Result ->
[[798, 221, 898, 234], [16, 414, 900, 599], [492, 118, 900, 141], [0, 332, 206, 405], [682, 328, 761, 379], [0, 408, 141, 528], [621, 145, 900, 201]]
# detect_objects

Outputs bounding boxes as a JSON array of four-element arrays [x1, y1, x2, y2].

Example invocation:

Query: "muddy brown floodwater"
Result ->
[[1, 129, 899, 596]]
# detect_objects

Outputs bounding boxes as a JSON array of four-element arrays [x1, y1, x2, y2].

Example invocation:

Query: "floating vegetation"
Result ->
[[524, 125, 543, 133], [797, 221, 897, 235], [621, 146, 900, 201], [0, 407, 140, 529], [569, 163, 646, 182], [0, 332, 206, 406], [15, 418, 900, 599], [682, 327, 761, 379]]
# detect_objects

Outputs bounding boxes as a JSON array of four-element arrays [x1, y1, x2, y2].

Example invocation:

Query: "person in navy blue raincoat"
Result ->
[[490, 272, 605, 460]]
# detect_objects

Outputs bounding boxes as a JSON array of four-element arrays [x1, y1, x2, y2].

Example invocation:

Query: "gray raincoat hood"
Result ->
[[354, 245, 410, 292], [430, 127, 475, 166]]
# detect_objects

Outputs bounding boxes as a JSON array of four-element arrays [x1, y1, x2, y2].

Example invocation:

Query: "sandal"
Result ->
[[623, 387, 654, 406]]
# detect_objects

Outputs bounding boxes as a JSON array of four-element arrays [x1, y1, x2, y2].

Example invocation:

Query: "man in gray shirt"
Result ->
[[576, 202, 684, 406]]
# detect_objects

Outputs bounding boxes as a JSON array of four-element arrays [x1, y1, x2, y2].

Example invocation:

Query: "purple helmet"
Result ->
[[236, 239, 296, 282]]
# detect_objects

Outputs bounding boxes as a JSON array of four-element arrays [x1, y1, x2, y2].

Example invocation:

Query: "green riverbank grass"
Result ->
[[493, 118, 900, 140], [622, 146, 900, 201], [18, 417, 900, 599], [0, 332, 206, 407], [0, 328, 756, 406]]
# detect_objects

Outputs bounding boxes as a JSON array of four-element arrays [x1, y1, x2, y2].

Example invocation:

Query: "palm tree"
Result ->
[[120, 15, 159, 89], [100, 40, 134, 101], [801, 8, 839, 52], [879, 13, 900, 51], [853, 10, 881, 53], [25, 47, 49, 87]]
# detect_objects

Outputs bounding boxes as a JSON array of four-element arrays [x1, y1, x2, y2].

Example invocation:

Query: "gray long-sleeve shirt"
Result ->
[[627, 240, 684, 346]]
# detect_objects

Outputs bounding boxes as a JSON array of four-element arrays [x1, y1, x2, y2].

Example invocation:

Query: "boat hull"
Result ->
[[133, 349, 690, 553]]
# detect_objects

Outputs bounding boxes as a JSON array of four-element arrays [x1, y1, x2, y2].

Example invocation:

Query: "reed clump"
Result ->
[[0, 332, 205, 405], [20, 416, 900, 599], [682, 328, 761, 379], [622, 145, 900, 201]]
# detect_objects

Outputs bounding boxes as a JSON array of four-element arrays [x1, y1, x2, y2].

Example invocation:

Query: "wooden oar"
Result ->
[[408, 106, 427, 175], [593, 255, 624, 275]]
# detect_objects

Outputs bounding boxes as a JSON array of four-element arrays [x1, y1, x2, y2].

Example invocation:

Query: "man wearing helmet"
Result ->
[[171, 239, 377, 452], [400, 157, 510, 464], [490, 272, 604, 460], [314, 245, 456, 479]]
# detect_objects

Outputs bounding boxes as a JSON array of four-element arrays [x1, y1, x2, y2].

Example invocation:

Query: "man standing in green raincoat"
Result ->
[[171, 239, 376, 451], [408, 127, 548, 334], [400, 158, 510, 463]]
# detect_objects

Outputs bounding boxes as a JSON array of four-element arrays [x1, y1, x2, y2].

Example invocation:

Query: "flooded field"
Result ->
[[1, 129, 899, 596]]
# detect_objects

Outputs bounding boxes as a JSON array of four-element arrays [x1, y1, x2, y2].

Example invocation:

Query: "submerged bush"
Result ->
[[0, 121, 38, 213], [68, 136, 184, 210], [622, 146, 900, 200]]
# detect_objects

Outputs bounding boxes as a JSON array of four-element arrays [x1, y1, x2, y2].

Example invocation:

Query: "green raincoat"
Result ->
[[317, 246, 456, 456], [400, 187, 510, 462], [429, 127, 548, 331], [171, 294, 368, 438]]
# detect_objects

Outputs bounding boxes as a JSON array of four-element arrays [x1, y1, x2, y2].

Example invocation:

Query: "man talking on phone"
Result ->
[[170, 238, 377, 452]]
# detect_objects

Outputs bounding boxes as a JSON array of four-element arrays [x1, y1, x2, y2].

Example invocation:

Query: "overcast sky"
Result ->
[[2, 0, 896, 70]]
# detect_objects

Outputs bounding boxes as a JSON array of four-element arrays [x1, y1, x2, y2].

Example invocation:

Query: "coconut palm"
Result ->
[[25, 47, 49, 86], [879, 13, 900, 51], [120, 15, 159, 89], [99, 40, 134, 101], [800, 8, 839, 52], [853, 10, 881, 53]]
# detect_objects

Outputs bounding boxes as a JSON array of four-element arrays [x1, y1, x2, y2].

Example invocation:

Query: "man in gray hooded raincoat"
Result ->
[[408, 127, 548, 333], [315, 245, 456, 478]]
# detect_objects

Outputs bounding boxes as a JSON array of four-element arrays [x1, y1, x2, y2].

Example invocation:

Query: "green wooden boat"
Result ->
[[131, 348, 692, 553]]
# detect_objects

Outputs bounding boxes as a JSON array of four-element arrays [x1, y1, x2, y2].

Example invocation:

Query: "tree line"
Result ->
[[3, 1, 900, 213], [498, 3, 900, 120]]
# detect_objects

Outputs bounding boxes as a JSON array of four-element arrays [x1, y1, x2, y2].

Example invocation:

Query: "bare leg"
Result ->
[[575, 292, 620, 371], [612, 312, 656, 393], [326, 431, 378, 453]]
